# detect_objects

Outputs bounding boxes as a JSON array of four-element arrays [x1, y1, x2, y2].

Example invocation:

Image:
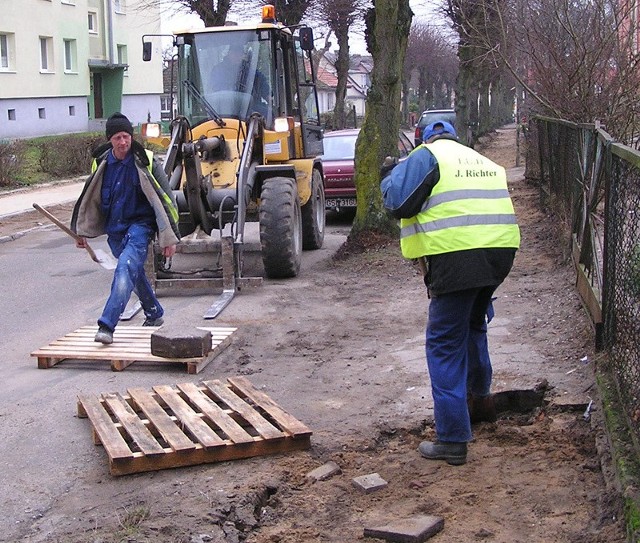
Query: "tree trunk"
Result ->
[[192, 0, 231, 27], [333, 25, 350, 130], [351, 0, 413, 236]]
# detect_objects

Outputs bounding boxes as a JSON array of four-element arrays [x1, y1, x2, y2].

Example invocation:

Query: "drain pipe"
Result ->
[[106, 0, 114, 64]]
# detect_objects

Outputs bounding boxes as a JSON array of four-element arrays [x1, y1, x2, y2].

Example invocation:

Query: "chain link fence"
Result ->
[[528, 116, 640, 445]]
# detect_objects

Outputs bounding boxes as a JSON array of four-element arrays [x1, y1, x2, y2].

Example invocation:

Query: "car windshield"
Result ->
[[418, 111, 456, 128], [178, 30, 274, 126], [320, 134, 358, 160]]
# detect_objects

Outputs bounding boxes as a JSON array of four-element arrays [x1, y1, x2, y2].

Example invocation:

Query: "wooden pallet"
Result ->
[[31, 326, 237, 373], [77, 376, 312, 476]]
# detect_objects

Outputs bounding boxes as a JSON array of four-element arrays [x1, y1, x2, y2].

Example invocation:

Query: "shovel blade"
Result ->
[[93, 249, 118, 270]]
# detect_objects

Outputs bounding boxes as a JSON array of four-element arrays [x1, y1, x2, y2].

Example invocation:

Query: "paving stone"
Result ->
[[306, 461, 341, 481], [363, 515, 444, 542], [352, 472, 388, 493], [150, 325, 211, 358]]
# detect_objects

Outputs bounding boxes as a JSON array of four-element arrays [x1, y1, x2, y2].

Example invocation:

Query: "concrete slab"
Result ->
[[352, 472, 388, 493], [306, 461, 341, 481], [364, 514, 444, 542]]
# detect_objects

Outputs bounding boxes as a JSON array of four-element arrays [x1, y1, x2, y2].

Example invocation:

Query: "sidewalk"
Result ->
[[0, 179, 84, 218]]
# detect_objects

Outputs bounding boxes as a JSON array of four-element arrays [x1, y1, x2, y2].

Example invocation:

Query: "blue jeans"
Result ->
[[426, 286, 497, 443], [98, 224, 162, 331]]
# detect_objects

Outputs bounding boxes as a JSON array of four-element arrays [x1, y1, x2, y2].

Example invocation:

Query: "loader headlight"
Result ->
[[142, 123, 161, 139], [274, 116, 294, 133]]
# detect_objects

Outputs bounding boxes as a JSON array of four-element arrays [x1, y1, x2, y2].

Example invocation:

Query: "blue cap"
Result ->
[[422, 120, 457, 143]]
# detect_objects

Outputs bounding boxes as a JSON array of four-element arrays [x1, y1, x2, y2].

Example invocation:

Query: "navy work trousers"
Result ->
[[426, 286, 497, 443], [98, 223, 163, 331]]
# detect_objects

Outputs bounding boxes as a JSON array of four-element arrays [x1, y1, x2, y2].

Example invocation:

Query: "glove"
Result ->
[[379, 156, 398, 178]]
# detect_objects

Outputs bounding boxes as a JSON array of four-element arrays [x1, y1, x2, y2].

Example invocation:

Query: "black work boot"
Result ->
[[143, 317, 164, 327], [468, 394, 497, 423], [418, 440, 467, 465]]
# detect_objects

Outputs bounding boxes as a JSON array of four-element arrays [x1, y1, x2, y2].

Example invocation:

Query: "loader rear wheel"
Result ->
[[301, 168, 325, 250], [259, 177, 302, 278]]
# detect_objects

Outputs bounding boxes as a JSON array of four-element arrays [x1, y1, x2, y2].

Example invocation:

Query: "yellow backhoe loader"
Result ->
[[142, 5, 325, 318]]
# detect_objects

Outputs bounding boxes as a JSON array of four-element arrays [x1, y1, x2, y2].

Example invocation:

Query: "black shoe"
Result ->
[[418, 440, 467, 465], [94, 325, 113, 344], [142, 317, 164, 327]]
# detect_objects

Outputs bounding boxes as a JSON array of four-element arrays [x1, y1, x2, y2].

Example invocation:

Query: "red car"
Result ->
[[321, 128, 414, 211]]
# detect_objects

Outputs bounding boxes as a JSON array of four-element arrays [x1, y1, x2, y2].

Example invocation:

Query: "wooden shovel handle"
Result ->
[[32, 203, 100, 263]]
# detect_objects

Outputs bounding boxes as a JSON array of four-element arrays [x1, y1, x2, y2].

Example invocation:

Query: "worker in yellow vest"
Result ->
[[381, 120, 520, 465]]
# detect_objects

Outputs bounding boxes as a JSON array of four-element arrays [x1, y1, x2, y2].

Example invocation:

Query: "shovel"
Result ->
[[33, 203, 118, 270]]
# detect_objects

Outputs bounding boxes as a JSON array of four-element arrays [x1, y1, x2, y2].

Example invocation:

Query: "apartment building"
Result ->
[[0, 0, 164, 139]]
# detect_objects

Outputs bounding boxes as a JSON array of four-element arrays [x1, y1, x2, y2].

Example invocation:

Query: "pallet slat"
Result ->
[[103, 393, 166, 456], [127, 388, 197, 453], [202, 379, 283, 440], [77, 378, 311, 476], [152, 384, 226, 449], [31, 326, 236, 373], [176, 382, 255, 444], [77, 395, 134, 461], [228, 376, 312, 437]]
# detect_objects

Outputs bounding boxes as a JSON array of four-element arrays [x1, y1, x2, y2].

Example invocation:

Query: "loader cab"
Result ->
[[175, 24, 322, 156]]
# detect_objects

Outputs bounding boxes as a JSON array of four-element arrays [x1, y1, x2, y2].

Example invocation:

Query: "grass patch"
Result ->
[[0, 132, 160, 190], [596, 368, 640, 541]]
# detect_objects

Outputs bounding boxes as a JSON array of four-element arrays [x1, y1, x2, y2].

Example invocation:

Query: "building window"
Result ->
[[117, 44, 127, 64], [117, 44, 127, 65], [69, 105, 76, 116], [88, 11, 97, 33], [8, 109, 16, 121], [39, 36, 53, 72], [38, 108, 46, 119], [0, 35, 8, 69], [61, 0, 75, 4], [0, 33, 14, 70], [64, 39, 77, 72], [114, 0, 125, 13]]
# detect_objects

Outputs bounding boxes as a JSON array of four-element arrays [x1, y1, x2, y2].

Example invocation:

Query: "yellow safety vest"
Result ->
[[400, 139, 520, 259]]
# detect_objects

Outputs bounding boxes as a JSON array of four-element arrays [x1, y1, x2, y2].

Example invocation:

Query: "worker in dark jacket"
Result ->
[[71, 113, 180, 344], [381, 121, 520, 465]]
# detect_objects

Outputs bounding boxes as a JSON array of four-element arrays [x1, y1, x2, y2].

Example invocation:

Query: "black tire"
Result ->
[[259, 177, 302, 278], [301, 168, 325, 250]]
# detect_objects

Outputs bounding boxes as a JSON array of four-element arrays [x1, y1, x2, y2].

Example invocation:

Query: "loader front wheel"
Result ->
[[301, 168, 325, 250], [259, 177, 302, 278]]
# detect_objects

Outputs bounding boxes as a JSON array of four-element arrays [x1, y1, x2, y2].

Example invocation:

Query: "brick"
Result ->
[[364, 515, 444, 542], [306, 461, 341, 481], [352, 472, 388, 493], [150, 325, 212, 358]]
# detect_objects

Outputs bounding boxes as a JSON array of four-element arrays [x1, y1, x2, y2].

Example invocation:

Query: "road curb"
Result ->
[[0, 225, 50, 244]]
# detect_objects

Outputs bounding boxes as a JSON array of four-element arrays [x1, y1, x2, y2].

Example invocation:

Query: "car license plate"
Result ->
[[326, 198, 357, 208]]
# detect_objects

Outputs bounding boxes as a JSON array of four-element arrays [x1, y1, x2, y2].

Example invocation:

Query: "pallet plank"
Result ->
[[152, 385, 226, 448], [77, 395, 134, 461], [228, 376, 312, 437], [127, 387, 197, 453], [202, 379, 283, 440], [176, 382, 255, 444], [103, 393, 165, 456]]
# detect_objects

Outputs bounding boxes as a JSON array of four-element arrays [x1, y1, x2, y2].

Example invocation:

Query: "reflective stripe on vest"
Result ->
[[144, 149, 179, 224], [400, 139, 520, 259]]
